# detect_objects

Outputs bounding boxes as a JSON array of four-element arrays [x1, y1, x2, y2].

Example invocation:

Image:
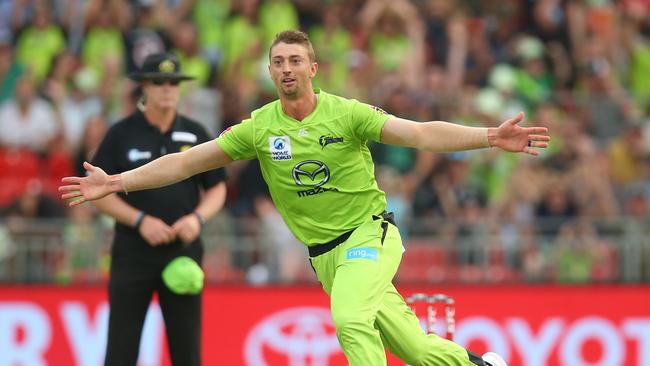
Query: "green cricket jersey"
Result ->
[[216, 89, 391, 246]]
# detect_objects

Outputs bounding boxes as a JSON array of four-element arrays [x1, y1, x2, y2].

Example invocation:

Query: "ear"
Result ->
[[310, 62, 318, 79]]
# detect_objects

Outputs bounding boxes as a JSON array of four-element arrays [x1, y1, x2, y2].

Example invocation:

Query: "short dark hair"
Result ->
[[269, 30, 315, 62]]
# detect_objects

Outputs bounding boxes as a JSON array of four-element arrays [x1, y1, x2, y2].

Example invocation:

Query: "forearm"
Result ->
[[93, 194, 142, 228], [117, 140, 228, 194], [113, 152, 191, 194], [415, 121, 496, 152], [194, 182, 227, 221]]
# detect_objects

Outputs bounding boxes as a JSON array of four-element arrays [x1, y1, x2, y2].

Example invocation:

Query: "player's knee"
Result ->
[[331, 309, 356, 330]]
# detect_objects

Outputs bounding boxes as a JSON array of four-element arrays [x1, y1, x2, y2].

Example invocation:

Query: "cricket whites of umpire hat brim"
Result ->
[[127, 53, 195, 82]]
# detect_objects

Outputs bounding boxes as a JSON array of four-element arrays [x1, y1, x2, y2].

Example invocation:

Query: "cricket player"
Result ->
[[60, 30, 549, 366]]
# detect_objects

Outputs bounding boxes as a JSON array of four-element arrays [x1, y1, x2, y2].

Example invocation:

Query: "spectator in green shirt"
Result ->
[[14, 3, 65, 84]]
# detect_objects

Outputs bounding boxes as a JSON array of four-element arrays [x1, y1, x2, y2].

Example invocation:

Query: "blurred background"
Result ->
[[0, 0, 649, 365]]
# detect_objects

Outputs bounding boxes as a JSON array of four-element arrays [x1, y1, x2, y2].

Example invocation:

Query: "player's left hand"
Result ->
[[59, 162, 113, 206], [172, 214, 202, 244], [491, 112, 550, 155]]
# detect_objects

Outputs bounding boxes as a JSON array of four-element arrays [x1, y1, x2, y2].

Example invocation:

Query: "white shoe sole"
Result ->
[[482, 352, 508, 366]]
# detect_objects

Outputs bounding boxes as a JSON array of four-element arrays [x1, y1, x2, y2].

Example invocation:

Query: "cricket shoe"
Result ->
[[482, 352, 507, 366]]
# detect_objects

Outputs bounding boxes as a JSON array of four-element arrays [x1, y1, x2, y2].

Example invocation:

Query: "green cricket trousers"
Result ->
[[309, 213, 479, 366]]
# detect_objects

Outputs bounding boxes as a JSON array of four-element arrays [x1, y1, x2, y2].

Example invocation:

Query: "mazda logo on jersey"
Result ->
[[292, 160, 330, 187], [292, 160, 338, 197]]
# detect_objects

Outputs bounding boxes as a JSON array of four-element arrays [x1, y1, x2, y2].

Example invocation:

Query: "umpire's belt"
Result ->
[[308, 211, 395, 258]]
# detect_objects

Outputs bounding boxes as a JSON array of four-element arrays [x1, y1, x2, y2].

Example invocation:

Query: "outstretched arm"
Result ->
[[380, 112, 550, 155], [59, 140, 232, 206]]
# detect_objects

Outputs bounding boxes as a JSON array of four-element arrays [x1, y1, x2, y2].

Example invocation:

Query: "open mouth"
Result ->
[[282, 77, 296, 86]]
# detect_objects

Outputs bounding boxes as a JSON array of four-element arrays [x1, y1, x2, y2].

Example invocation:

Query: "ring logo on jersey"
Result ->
[[319, 135, 344, 149], [127, 149, 152, 162], [292, 160, 338, 197], [269, 136, 292, 161], [346, 248, 379, 261]]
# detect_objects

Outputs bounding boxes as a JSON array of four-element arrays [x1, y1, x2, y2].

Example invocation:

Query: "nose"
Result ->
[[281, 61, 291, 73]]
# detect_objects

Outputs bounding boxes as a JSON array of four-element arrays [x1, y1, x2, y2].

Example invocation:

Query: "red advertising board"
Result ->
[[1, 285, 649, 366]]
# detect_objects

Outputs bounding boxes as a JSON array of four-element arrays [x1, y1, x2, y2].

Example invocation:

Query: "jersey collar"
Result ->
[[277, 88, 323, 124]]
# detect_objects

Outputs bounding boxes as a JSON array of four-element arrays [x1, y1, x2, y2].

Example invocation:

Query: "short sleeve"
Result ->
[[350, 102, 391, 143], [215, 118, 257, 161], [91, 126, 121, 175]]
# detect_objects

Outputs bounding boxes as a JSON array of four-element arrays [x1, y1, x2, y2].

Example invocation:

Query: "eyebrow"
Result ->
[[272, 55, 303, 60]]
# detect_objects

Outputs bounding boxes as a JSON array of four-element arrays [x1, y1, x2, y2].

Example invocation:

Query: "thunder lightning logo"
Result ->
[[319, 135, 344, 149]]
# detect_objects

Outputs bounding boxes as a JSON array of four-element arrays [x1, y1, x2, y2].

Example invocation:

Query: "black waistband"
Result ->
[[308, 211, 395, 258]]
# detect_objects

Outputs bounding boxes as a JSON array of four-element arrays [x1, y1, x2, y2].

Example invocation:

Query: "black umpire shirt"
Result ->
[[92, 110, 226, 258]]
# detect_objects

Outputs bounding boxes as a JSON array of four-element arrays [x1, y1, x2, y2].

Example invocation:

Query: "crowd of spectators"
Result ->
[[0, 0, 649, 285]]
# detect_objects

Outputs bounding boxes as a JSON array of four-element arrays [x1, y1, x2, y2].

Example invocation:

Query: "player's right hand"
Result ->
[[139, 215, 176, 246], [59, 161, 113, 206]]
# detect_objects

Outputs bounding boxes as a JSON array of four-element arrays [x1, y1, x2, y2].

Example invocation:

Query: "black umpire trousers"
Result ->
[[104, 254, 202, 366]]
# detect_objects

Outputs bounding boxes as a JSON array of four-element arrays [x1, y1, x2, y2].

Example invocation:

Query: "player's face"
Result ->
[[268, 42, 317, 99], [143, 79, 181, 111]]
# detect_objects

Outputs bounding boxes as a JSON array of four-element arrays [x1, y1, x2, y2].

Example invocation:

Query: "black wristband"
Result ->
[[193, 211, 206, 226], [134, 211, 145, 229]]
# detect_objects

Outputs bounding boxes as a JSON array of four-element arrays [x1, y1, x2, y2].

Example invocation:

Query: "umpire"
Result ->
[[91, 53, 227, 366]]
